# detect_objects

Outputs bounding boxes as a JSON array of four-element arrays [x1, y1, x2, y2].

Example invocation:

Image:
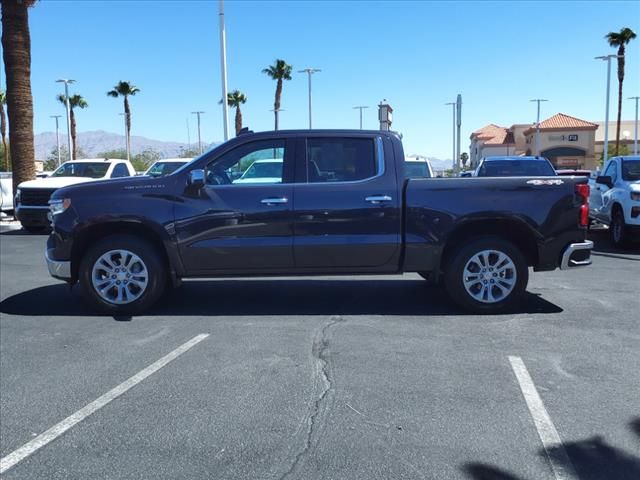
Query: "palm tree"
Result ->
[[57, 94, 88, 160], [1, 0, 37, 193], [224, 90, 247, 136], [262, 59, 292, 130], [606, 27, 637, 155], [0, 90, 8, 171], [107, 81, 140, 161]]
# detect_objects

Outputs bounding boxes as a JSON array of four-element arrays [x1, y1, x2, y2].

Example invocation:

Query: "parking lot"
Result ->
[[0, 227, 638, 480]]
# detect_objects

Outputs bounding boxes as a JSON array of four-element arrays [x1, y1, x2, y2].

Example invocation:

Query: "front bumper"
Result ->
[[560, 240, 593, 270], [15, 206, 50, 227], [45, 248, 71, 280]]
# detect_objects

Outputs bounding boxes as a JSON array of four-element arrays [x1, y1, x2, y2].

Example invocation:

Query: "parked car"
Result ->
[[144, 159, 191, 178], [231, 158, 283, 184], [46, 130, 592, 314], [0, 172, 13, 214], [474, 156, 557, 177], [459, 171, 473, 178], [16, 158, 136, 232], [589, 155, 640, 247], [404, 158, 434, 178]]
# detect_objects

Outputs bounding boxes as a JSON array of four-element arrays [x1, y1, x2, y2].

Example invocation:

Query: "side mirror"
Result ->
[[188, 169, 205, 188], [595, 175, 613, 188]]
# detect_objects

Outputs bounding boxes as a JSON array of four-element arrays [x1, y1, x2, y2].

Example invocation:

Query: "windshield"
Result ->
[[146, 161, 188, 177], [405, 162, 431, 178], [477, 160, 556, 177], [241, 162, 283, 179], [51, 162, 110, 179], [622, 160, 640, 181]]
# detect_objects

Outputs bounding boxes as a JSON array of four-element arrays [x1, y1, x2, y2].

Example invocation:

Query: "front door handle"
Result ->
[[365, 195, 392, 204], [261, 197, 288, 205]]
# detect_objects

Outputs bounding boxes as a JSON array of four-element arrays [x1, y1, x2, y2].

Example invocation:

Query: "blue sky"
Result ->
[[4, 0, 640, 159]]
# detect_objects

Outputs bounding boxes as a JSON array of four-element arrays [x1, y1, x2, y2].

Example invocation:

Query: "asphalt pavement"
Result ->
[[0, 227, 639, 480]]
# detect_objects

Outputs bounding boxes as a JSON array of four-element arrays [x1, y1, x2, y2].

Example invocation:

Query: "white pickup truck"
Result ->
[[15, 158, 136, 232], [589, 155, 640, 248]]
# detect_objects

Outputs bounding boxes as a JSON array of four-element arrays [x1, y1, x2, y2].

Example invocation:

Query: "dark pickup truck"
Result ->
[[46, 130, 593, 314]]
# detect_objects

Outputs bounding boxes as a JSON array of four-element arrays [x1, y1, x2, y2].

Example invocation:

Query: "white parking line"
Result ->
[[0, 333, 209, 475], [508, 355, 578, 480]]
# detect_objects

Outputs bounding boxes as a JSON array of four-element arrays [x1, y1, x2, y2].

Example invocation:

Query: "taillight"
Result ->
[[575, 183, 589, 227]]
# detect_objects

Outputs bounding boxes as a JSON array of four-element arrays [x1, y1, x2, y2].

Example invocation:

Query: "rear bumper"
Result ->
[[45, 248, 71, 280], [560, 240, 593, 270]]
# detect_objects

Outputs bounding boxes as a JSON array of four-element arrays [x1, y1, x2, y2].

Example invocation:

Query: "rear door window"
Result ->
[[305, 138, 376, 183]]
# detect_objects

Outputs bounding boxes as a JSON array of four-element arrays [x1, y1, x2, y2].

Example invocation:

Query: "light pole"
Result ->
[[56, 79, 75, 160], [298, 68, 321, 128], [456, 94, 462, 171], [192, 111, 205, 154], [50, 115, 62, 167], [530, 99, 548, 156], [629, 96, 639, 155], [219, 0, 229, 141], [353, 106, 369, 129], [595, 54, 621, 163], [445, 102, 456, 170]]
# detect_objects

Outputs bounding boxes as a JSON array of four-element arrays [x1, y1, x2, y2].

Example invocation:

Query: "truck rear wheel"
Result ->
[[79, 234, 167, 315], [444, 236, 528, 313]]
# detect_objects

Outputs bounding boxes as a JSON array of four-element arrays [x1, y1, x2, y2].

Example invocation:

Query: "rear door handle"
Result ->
[[365, 195, 392, 204], [261, 197, 288, 205]]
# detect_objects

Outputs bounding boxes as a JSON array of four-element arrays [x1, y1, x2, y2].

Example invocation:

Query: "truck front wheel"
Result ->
[[444, 236, 528, 313], [78, 234, 167, 314]]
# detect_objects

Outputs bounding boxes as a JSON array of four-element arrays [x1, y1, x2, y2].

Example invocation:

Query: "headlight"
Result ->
[[631, 192, 640, 201], [49, 198, 71, 216]]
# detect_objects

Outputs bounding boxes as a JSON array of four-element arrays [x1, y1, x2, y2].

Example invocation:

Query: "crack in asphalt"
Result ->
[[279, 315, 344, 480]]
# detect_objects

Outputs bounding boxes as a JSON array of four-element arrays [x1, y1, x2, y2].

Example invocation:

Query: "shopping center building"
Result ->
[[469, 113, 614, 171]]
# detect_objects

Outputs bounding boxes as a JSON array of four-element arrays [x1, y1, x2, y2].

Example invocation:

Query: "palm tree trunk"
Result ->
[[235, 106, 242, 136], [1, 0, 36, 195], [274, 78, 283, 130], [70, 108, 77, 160], [614, 45, 625, 156], [124, 96, 131, 161], [0, 100, 7, 171]]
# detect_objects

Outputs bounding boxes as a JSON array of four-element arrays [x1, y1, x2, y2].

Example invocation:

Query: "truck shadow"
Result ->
[[588, 229, 640, 257], [0, 279, 563, 317], [463, 417, 640, 480]]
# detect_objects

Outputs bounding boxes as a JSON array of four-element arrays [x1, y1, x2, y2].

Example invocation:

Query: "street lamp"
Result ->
[[530, 99, 548, 156], [191, 111, 205, 153], [445, 102, 456, 169], [595, 54, 622, 163], [629, 96, 639, 155], [353, 106, 369, 129], [50, 115, 62, 167], [219, 0, 229, 141], [55, 78, 75, 160], [298, 68, 321, 129]]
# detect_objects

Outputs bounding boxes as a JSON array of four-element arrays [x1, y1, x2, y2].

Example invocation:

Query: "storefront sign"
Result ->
[[549, 134, 579, 142]]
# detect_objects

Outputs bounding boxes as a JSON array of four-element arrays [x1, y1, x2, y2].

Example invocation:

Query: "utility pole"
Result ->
[[596, 54, 621, 163], [456, 94, 462, 171], [298, 68, 321, 128], [529, 98, 548, 156], [219, 0, 229, 141], [192, 111, 205, 154], [186, 117, 191, 151], [50, 115, 62, 167], [445, 102, 456, 170], [630, 96, 639, 155], [353, 106, 369, 129], [55, 79, 75, 160]]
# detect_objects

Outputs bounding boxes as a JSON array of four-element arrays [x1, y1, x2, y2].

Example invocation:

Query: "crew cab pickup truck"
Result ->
[[589, 155, 640, 248], [16, 158, 136, 232], [45, 130, 593, 314]]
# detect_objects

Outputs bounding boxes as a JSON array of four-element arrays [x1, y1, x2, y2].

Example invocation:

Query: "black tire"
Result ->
[[79, 234, 167, 315], [610, 208, 628, 249], [444, 236, 528, 314]]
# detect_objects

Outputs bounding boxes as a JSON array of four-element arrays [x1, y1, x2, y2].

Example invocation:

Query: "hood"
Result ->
[[18, 176, 96, 190]]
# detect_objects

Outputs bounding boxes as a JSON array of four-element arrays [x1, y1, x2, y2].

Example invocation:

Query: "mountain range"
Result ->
[[34, 130, 450, 169], [35, 130, 197, 160]]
